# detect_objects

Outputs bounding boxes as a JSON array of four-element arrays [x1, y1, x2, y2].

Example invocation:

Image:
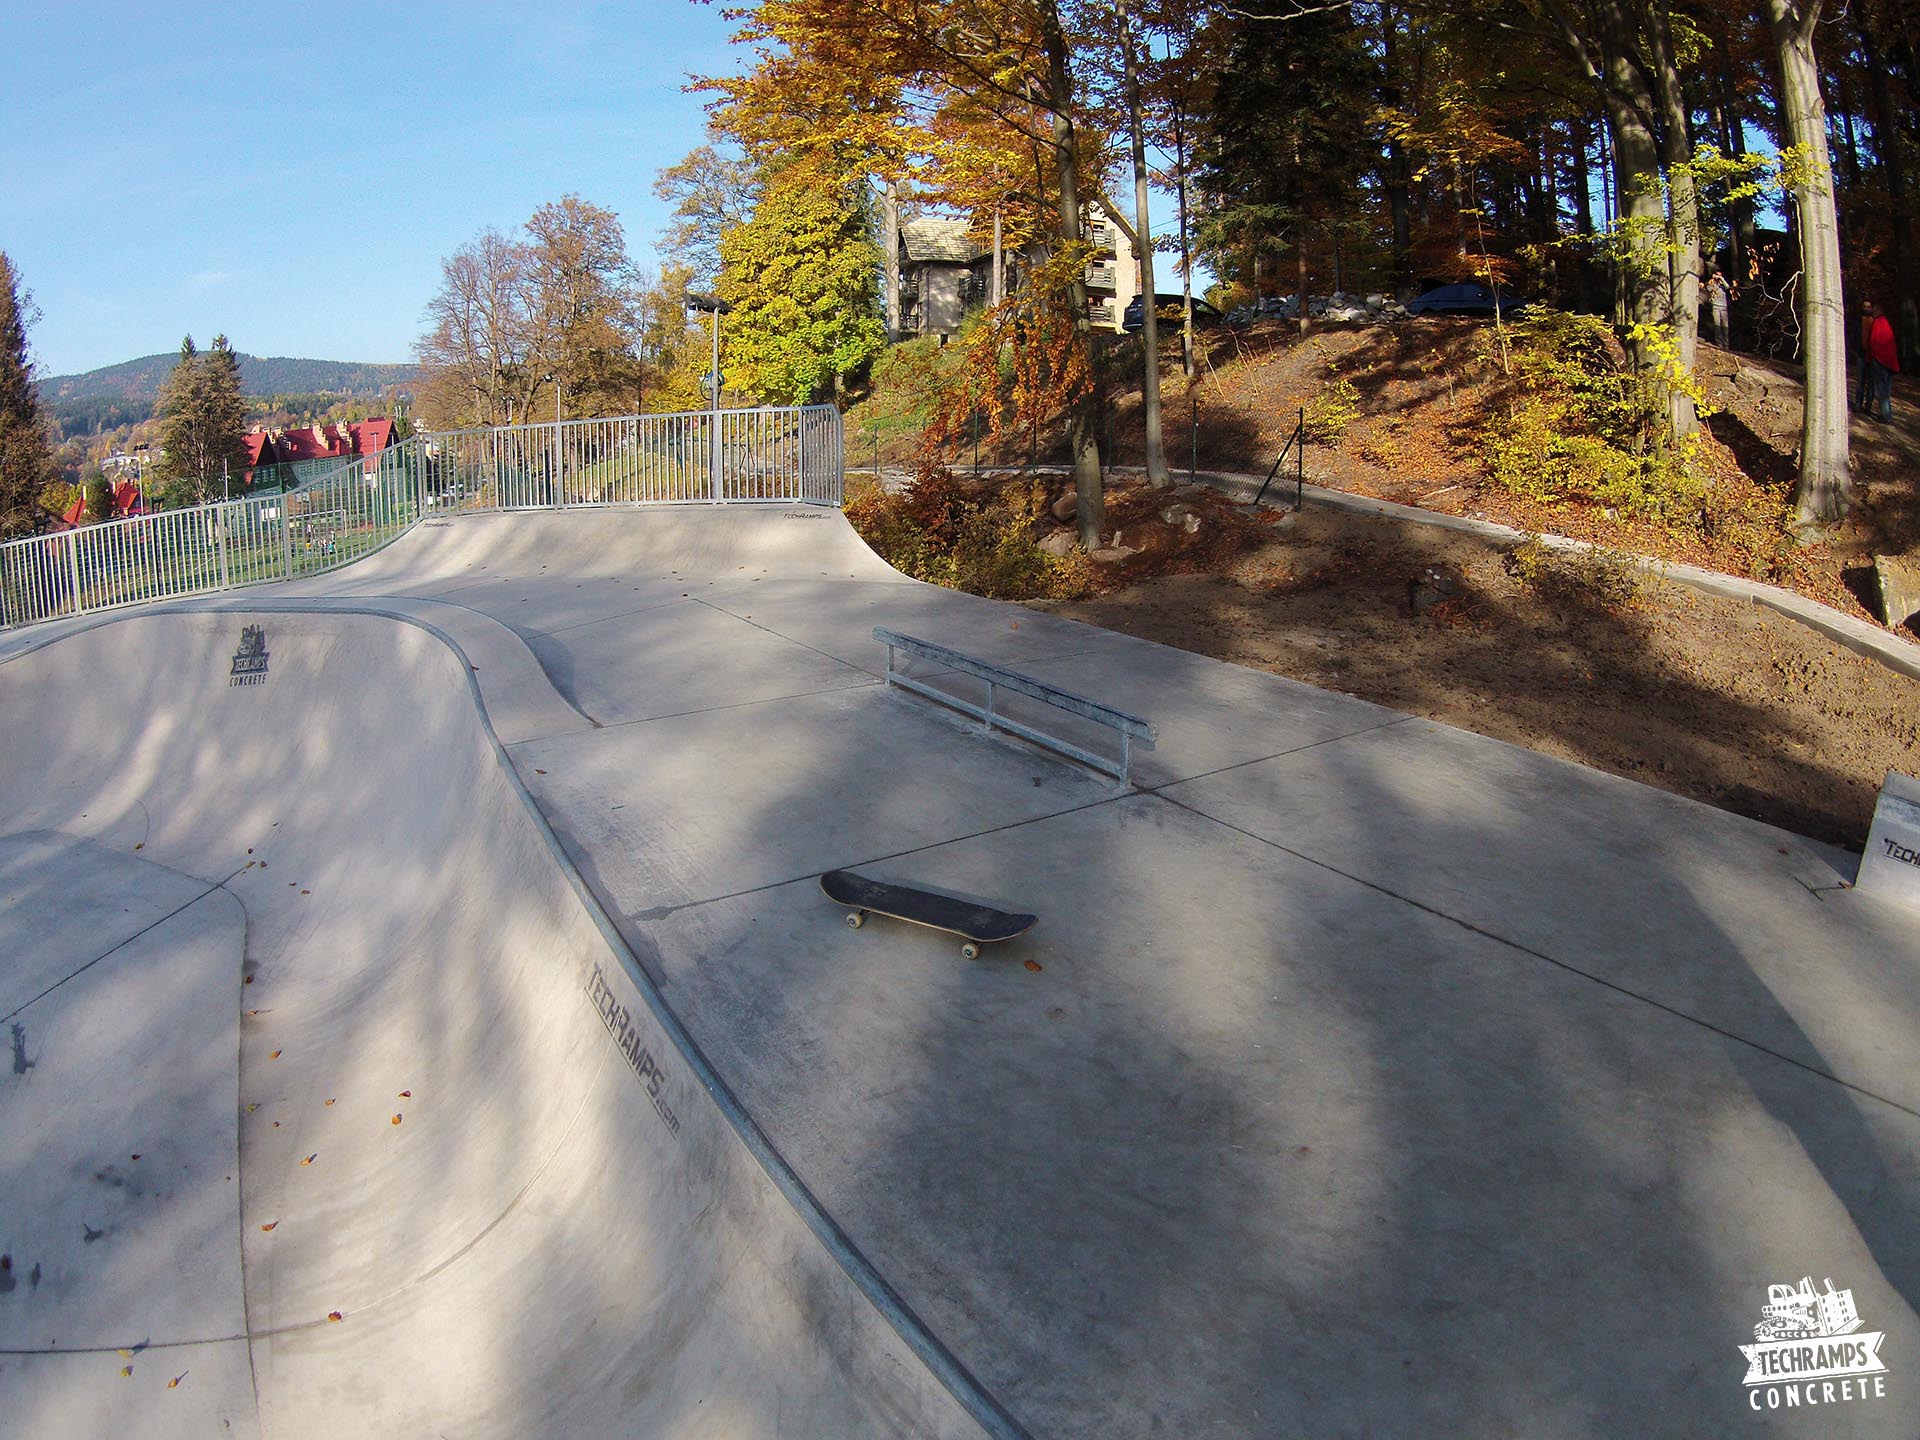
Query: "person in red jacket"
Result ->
[[1864, 299, 1900, 423]]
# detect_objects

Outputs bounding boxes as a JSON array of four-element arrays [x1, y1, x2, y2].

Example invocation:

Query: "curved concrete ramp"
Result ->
[[9, 505, 1920, 1438], [0, 610, 991, 1437]]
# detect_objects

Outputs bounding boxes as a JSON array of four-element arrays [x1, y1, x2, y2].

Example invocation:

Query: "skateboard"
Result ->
[[819, 869, 1036, 960]]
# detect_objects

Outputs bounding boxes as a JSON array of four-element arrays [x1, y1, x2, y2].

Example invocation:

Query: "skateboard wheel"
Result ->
[[847, 912, 864, 929], [961, 943, 980, 960]]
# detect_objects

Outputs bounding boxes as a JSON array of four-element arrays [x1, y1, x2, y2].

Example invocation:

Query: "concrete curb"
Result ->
[[1104, 463, 1920, 686]]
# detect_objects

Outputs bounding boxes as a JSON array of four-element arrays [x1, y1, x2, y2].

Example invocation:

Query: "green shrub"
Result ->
[[1303, 377, 1361, 444], [844, 465, 1095, 600], [1480, 308, 1709, 524]]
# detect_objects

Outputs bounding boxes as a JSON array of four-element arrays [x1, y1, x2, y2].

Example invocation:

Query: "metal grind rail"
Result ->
[[0, 405, 843, 630], [874, 627, 1156, 785]]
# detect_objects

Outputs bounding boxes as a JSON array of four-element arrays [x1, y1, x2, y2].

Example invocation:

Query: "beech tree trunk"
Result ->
[[1042, 5, 1106, 548], [1118, 0, 1169, 486], [882, 180, 901, 341], [1648, 6, 1699, 437], [1763, 0, 1852, 525]]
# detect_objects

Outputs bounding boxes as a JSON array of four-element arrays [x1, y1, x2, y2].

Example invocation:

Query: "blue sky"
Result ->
[[3, 1, 739, 376]]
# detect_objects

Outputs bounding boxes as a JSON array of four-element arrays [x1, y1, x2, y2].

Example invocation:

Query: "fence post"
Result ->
[[66, 530, 84, 615], [710, 411, 724, 504], [553, 421, 564, 510], [216, 505, 231, 591]]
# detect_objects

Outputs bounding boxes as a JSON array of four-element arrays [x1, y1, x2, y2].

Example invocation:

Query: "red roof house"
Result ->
[[55, 480, 145, 529], [241, 418, 397, 486]]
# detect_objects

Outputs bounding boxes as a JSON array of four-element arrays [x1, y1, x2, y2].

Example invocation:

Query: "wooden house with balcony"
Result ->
[[899, 219, 992, 340], [1082, 205, 1140, 333]]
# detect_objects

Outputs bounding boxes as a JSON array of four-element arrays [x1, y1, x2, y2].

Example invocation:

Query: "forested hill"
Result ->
[[39, 353, 418, 432]]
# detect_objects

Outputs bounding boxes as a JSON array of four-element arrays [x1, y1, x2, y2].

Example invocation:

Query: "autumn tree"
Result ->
[[0, 252, 57, 537], [417, 198, 645, 430], [653, 133, 764, 285], [701, 0, 1120, 547], [154, 335, 248, 506], [416, 229, 541, 428], [526, 195, 643, 419], [717, 171, 886, 404]]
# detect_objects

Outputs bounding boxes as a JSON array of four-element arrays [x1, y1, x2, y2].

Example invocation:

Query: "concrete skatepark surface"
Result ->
[[4, 504, 1918, 1437]]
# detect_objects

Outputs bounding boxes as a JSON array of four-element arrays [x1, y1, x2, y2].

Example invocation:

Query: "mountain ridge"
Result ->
[[39, 353, 418, 407]]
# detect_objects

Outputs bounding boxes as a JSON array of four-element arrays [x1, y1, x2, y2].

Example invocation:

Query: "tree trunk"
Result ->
[[1296, 232, 1310, 336], [1571, 111, 1599, 313], [1382, 4, 1414, 298], [1649, 5, 1699, 438], [1174, 101, 1196, 379], [882, 180, 901, 341], [1117, 0, 1169, 486], [1042, 4, 1105, 548], [1764, 0, 1852, 526]]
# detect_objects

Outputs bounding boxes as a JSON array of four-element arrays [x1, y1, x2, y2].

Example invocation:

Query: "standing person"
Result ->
[[1705, 269, 1731, 348], [1865, 300, 1900, 423], [1856, 302, 1876, 412]]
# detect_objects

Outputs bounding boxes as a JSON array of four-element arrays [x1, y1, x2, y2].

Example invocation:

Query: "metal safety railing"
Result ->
[[0, 404, 843, 630]]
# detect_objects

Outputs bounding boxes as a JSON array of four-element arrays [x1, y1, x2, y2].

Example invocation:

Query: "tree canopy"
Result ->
[[0, 252, 57, 537]]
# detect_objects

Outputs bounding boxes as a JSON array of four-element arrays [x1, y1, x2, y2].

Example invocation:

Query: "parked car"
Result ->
[[1404, 282, 1527, 317], [1122, 294, 1226, 332]]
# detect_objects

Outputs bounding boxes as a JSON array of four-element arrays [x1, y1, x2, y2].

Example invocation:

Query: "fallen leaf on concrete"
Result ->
[[324, 1098, 335, 1107], [121, 1366, 132, 1377], [301, 1154, 316, 1167], [398, 1090, 411, 1098], [269, 1050, 282, 1060], [260, 1222, 277, 1232], [391, 1113, 403, 1126], [168, 1373, 186, 1389], [1024, 960, 1043, 972], [327, 1311, 343, 1323]]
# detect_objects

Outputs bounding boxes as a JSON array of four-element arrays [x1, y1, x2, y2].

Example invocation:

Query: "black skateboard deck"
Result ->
[[819, 870, 1036, 959]]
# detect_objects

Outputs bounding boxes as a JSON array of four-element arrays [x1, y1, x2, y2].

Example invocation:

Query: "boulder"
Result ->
[[1408, 563, 1465, 616], [1874, 553, 1920, 627], [1088, 546, 1137, 565], [1159, 504, 1204, 534], [1038, 529, 1078, 559], [1050, 491, 1078, 523]]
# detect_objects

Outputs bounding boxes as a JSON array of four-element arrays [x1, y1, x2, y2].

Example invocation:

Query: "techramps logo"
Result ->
[[1740, 1277, 1888, 1414], [229, 624, 270, 687]]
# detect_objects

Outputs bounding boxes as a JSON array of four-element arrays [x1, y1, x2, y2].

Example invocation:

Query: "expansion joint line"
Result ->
[[1149, 790, 1920, 1123], [1, 863, 249, 1026]]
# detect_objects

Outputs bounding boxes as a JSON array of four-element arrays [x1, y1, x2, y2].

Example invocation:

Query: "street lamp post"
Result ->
[[686, 293, 732, 503]]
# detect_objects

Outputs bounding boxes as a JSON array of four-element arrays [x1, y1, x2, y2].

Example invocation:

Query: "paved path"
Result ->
[[3, 505, 1918, 1437]]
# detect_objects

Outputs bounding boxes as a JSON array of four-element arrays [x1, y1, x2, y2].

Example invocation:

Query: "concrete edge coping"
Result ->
[[0, 598, 1030, 1440], [1094, 463, 1920, 687]]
